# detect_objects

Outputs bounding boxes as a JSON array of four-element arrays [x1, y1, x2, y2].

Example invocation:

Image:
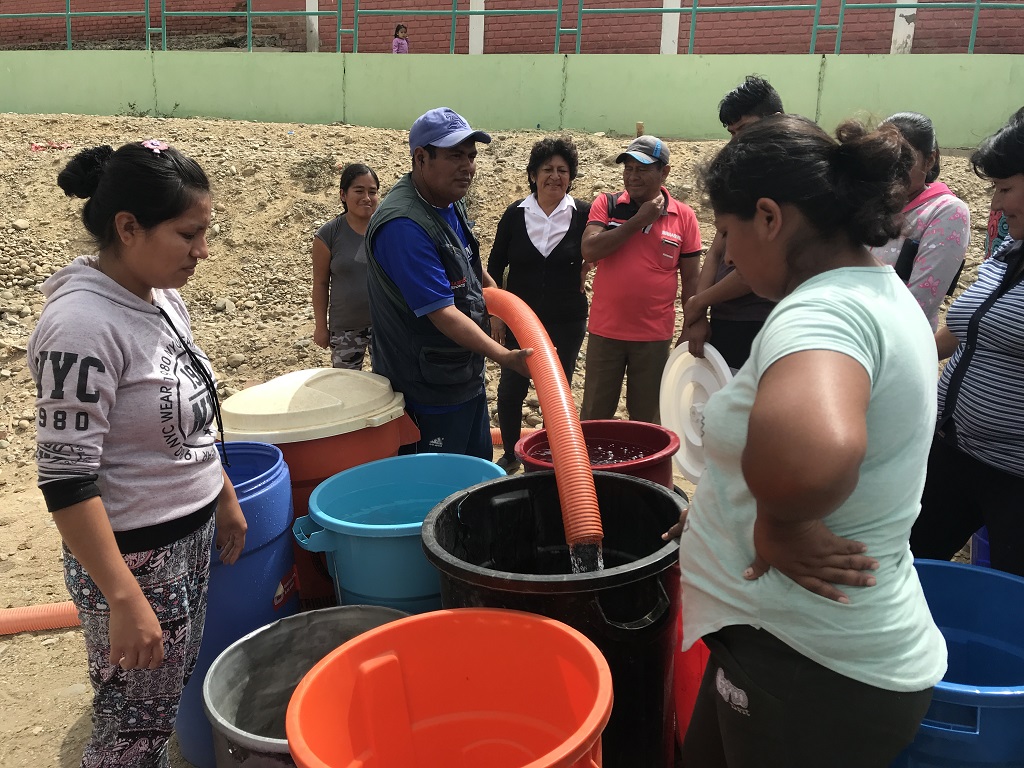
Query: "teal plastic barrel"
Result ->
[[176, 441, 300, 768], [293, 454, 504, 613]]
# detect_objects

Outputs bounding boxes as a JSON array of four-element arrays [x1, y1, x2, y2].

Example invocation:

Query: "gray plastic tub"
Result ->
[[202, 605, 408, 767]]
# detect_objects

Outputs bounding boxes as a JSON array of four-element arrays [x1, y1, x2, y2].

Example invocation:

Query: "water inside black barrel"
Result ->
[[480, 545, 636, 575]]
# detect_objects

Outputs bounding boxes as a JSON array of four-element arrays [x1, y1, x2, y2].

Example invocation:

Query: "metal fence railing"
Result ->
[[2, 0, 1020, 54]]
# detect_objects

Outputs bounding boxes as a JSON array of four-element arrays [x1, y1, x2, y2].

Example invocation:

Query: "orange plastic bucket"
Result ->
[[286, 608, 613, 768]]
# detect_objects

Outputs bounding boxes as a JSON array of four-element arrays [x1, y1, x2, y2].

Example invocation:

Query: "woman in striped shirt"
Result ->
[[910, 112, 1024, 576]]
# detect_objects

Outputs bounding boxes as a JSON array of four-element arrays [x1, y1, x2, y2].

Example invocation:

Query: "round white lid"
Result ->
[[659, 344, 733, 483], [221, 368, 407, 444]]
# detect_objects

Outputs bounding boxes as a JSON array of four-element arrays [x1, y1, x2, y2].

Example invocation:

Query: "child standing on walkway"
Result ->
[[393, 24, 409, 53]]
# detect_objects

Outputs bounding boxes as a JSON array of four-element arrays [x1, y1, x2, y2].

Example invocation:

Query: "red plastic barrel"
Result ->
[[674, 610, 710, 747], [287, 608, 613, 768], [515, 419, 680, 490], [222, 369, 418, 609]]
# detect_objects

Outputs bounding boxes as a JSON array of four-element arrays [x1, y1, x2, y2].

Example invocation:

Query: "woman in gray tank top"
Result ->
[[311, 163, 379, 369]]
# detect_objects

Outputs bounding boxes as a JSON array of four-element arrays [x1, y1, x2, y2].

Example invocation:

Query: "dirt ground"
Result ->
[[0, 112, 992, 767]]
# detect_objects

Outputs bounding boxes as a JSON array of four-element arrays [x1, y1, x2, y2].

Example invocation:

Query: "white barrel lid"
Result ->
[[221, 368, 407, 444], [659, 344, 733, 483]]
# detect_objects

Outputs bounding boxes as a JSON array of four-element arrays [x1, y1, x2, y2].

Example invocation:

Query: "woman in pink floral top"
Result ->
[[870, 112, 970, 330]]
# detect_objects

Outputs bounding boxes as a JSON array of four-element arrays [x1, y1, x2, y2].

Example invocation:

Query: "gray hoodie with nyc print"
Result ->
[[28, 256, 223, 531]]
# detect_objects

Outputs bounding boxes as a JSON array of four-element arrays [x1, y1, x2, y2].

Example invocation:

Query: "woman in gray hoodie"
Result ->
[[29, 141, 247, 768]]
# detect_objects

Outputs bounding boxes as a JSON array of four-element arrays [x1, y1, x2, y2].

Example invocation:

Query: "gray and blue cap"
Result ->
[[616, 135, 670, 165]]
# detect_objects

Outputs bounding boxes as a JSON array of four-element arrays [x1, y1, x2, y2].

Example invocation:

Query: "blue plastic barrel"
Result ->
[[293, 454, 504, 614], [175, 441, 300, 768], [892, 560, 1024, 767], [971, 527, 990, 568]]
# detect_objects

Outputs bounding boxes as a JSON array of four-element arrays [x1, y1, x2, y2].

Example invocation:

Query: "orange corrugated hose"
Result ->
[[484, 287, 603, 547], [0, 601, 80, 636], [0, 299, 575, 635]]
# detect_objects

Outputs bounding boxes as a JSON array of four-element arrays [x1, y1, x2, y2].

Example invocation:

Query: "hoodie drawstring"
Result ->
[[156, 305, 230, 468]]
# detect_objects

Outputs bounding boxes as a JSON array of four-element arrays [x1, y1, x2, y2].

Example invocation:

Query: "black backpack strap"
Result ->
[[603, 192, 619, 227], [946, 260, 966, 297], [894, 238, 920, 284]]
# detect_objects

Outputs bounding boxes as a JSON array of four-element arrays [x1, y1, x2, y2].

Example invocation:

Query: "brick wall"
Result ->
[[2, 0, 1022, 54], [317, 0, 472, 54]]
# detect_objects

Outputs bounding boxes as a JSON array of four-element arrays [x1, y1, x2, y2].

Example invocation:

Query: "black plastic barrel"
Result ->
[[421, 470, 684, 768]]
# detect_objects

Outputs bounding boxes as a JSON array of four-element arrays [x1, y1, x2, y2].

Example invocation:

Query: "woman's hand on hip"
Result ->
[[745, 517, 878, 603]]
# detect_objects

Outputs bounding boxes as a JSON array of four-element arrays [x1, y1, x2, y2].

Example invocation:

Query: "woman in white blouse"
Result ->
[[488, 137, 590, 473]]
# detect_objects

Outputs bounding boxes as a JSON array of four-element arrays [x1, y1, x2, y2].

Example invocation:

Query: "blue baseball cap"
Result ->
[[616, 135, 670, 165], [409, 107, 491, 156]]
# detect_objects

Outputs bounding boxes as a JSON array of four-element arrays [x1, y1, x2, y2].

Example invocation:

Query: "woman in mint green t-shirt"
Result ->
[[670, 115, 946, 768]]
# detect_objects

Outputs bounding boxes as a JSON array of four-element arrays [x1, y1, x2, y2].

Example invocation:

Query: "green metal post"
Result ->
[[336, 0, 342, 52], [554, 0, 564, 54], [65, 0, 72, 49], [968, 0, 982, 52], [450, 0, 458, 54], [687, 0, 699, 54], [576, 0, 585, 53], [353, 0, 360, 52], [834, 0, 847, 53], [809, 0, 821, 53], [246, 0, 253, 52], [161, 0, 168, 50]]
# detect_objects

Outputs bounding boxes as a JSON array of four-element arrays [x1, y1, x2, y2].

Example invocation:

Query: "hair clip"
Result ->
[[142, 139, 170, 154]]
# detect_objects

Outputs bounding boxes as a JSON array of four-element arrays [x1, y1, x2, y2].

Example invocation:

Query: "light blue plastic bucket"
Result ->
[[293, 454, 504, 614], [176, 441, 301, 768]]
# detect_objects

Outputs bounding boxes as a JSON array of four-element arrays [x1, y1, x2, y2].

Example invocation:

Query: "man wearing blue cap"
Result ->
[[580, 135, 702, 424], [366, 107, 532, 459]]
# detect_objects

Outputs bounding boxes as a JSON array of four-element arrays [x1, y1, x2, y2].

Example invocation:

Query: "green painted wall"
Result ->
[[0, 50, 1015, 147], [345, 54, 566, 132], [561, 55, 822, 139], [816, 54, 1023, 148]]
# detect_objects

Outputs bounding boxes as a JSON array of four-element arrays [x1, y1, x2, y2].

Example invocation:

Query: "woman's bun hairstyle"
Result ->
[[57, 141, 209, 251], [701, 114, 912, 249], [57, 145, 115, 199], [831, 119, 913, 246]]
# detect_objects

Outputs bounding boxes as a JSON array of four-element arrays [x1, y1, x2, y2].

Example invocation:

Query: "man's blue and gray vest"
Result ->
[[366, 173, 488, 407]]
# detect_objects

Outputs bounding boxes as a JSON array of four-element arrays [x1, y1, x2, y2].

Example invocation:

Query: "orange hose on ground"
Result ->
[[489, 426, 538, 446], [0, 601, 80, 636], [484, 287, 603, 546]]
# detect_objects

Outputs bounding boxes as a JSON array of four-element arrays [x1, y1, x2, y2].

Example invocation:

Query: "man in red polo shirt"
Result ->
[[580, 135, 702, 424]]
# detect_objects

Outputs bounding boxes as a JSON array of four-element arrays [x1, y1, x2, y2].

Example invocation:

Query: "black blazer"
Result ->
[[487, 197, 591, 325]]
